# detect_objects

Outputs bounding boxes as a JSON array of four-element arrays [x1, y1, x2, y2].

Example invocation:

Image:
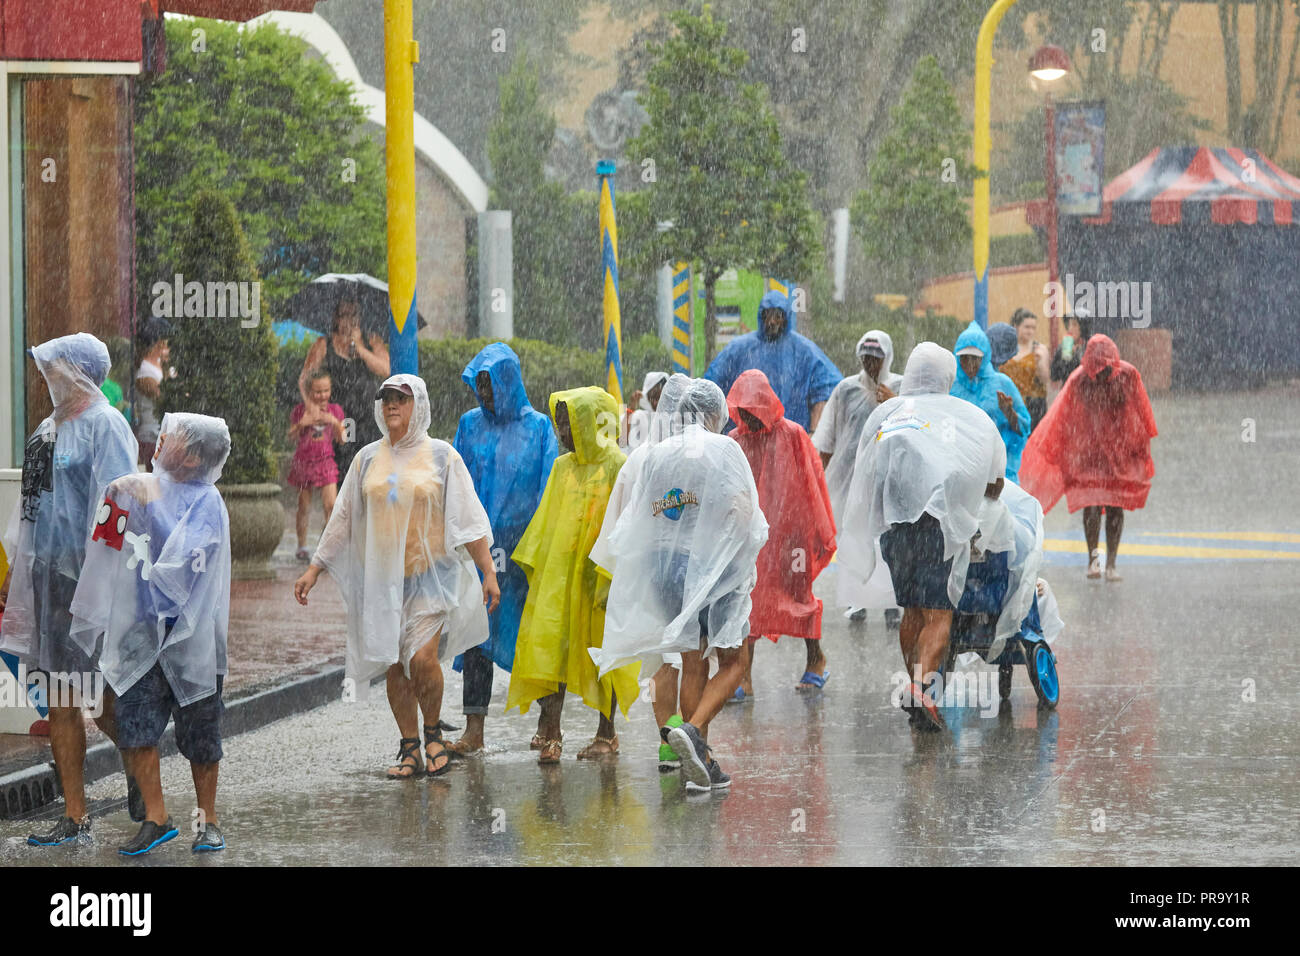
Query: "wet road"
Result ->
[[2, 386, 1297, 866]]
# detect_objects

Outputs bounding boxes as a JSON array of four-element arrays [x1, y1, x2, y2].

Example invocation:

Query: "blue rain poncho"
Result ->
[[703, 289, 842, 430], [1, 334, 138, 675], [952, 322, 1031, 482], [451, 343, 557, 671], [70, 413, 232, 706]]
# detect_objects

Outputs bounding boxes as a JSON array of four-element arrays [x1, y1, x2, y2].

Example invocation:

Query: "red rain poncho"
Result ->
[[727, 370, 836, 641], [1020, 335, 1157, 513]]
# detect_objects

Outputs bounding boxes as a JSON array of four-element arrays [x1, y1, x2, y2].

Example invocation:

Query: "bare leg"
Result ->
[[679, 652, 708, 738], [90, 691, 118, 745], [651, 664, 679, 728], [386, 662, 418, 740], [320, 482, 337, 527], [899, 608, 924, 674], [121, 747, 167, 825], [536, 686, 566, 741], [295, 488, 311, 549], [1104, 508, 1124, 568], [914, 608, 955, 696], [687, 646, 746, 734], [1083, 506, 1102, 555], [408, 637, 449, 773], [802, 637, 826, 678], [191, 762, 218, 826], [48, 706, 88, 820], [739, 638, 756, 696]]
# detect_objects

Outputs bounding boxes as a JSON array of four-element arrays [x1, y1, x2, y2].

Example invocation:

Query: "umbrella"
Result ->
[[285, 273, 429, 339]]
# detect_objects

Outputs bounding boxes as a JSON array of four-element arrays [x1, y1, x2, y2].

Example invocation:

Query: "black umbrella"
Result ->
[[285, 273, 429, 339]]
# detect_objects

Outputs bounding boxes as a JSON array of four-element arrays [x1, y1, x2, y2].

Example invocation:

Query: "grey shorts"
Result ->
[[116, 663, 224, 764]]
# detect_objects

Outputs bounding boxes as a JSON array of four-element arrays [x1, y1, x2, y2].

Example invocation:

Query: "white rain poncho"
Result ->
[[69, 413, 231, 705], [839, 343, 1006, 609], [0, 333, 138, 674], [591, 379, 769, 676], [311, 373, 492, 699], [980, 480, 1047, 660], [813, 330, 904, 527], [625, 371, 670, 451]]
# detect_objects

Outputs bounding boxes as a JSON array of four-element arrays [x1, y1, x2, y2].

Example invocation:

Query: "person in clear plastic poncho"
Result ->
[[0, 333, 138, 847], [505, 386, 639, 763], [591, 378, 767, 790], [624, 370, 669, 450], [813, 329, 904, 628], [839, 343, 1006, 731], [294, 374, 500, 780], [70, 413, 232, 854]]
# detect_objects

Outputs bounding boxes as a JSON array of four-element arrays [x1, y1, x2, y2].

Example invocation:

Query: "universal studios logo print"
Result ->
[[652, 488, 699, 520]]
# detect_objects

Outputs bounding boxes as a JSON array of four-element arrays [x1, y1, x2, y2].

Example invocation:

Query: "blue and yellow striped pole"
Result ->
[[671, 262, 692, 374], [384, 0, 419, 374], [597, 160, 623, 405], [973, 0, 1018, 330]]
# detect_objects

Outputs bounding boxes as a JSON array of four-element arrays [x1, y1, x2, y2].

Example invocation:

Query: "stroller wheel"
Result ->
[[1025, 641, 1059, 709], [998, 665, 1013, 701]]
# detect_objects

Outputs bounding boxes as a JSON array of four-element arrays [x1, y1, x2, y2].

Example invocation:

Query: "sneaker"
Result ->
[[667, 722, 711, 790], [27, 816, 92, 847], [685, 758, 731, 792], [192, 822, 226, 853], [659, 715, 684, 772], [118, 818, 179, 856], [126, 774, 145, 823], [884, 608, 901, 630]]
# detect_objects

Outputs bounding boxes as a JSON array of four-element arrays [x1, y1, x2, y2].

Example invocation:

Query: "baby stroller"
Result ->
[[940, 548, 1059, 708]]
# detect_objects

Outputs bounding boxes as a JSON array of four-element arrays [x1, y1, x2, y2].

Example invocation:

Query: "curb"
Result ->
[[0, 662, 344, 820]]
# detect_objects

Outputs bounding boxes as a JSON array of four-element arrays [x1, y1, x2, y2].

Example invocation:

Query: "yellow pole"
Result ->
[[597, 160, 623, 406], [973, 0, 1018, 329], [384, 0, 418, 373]]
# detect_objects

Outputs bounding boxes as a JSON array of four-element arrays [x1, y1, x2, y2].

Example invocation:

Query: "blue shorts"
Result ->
[[655, 552, 711, 639], [116, 663, 224, 764], [880, 513, 955, 611]]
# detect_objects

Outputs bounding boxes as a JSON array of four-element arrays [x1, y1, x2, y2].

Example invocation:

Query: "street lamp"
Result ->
[[1030, 44, 1071, 354]]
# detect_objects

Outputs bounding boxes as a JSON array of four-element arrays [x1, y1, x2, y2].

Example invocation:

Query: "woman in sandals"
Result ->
[[294, 375, 500, 778]]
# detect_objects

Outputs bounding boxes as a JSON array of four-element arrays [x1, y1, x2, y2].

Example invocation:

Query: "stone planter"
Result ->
[[221, 482, 284, 580]]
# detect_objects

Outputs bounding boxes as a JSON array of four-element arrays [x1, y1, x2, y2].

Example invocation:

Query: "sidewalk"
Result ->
[[0, 508, 349, 818]]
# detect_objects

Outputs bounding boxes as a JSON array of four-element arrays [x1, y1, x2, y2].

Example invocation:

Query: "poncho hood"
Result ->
[[1081, 334, 1123, 379], [900, 342, 958, 395], [987, 323, 1018, 368], [757, 289, 797, 340], [30, 333, 112, 423], [951, 323, 1032, 482], [661, 377, 728, 435], [373, 373, 432, 450], [461, 342, 532, 422], [154, 413, 231, 485], [856, 329, 896, 386], [953, 321, 994, 386], [637, 371, 670, 412], [727, 369, 786, 433], [549, 386, 620, 465]]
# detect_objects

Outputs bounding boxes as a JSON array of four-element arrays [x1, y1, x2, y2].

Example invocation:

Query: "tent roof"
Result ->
[[1028, 146, 1300, 227], [159, 1, 321, 22]]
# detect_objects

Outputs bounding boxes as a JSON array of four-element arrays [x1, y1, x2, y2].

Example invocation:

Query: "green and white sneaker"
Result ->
[[658, 714, 684, 772]]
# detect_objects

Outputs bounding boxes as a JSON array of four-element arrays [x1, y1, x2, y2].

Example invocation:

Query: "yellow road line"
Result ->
[[1137, 531, 1300, 544], [1044, 539, 1300, 560]]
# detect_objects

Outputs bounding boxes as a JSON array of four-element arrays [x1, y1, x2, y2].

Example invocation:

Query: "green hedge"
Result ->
[[806, 303, 966, 378], [274, 333, 673, 446]]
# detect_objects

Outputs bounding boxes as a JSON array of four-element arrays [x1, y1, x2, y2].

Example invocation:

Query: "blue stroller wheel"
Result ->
[[1025, 640, 1059, 709]]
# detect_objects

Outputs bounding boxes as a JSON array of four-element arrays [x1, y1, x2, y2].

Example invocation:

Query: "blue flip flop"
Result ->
[[797, 670, 829, 689], [727, 686, 752, 704]]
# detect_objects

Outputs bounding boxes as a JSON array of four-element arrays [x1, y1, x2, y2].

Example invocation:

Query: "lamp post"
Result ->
[[1029, 44, 1072, 354], [973, 0, 1019, 330]]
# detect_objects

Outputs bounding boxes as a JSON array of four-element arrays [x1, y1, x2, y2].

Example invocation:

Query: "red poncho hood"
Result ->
[[1020, 334, 1158, 513], [726, 370, 836, 640]]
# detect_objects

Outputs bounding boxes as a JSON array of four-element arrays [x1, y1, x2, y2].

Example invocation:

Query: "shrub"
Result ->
[[162, 191, 277, 484]]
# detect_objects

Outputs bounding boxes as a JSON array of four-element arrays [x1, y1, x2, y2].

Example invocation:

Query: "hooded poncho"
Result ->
[[813, 329, 904, 529], [704, 289, 843, 430], [974, 480, 1049, 661], [312, 374, 493, 700], [952, 321, 1031, 483], [451, 343, 557, 672], [727, 370, 836, 641], [506, 386, 639, 719], [69, 413, 231, 705], [1, 334, 139, 674], [1019, 334, 1157, 513], [839, 343, 1007, 609], [987, 322, 1019, 368], [592, 378, 768, 676], [625, 370, 670, 451]]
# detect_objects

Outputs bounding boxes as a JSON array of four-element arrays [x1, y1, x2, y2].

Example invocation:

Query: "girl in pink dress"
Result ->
[[288, 370, 346, 560]]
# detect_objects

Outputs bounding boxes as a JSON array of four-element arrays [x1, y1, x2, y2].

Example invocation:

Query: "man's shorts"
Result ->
[[655, 551, 712, 640], [116, 663, 224, 764], [880, 513, 955, 611]]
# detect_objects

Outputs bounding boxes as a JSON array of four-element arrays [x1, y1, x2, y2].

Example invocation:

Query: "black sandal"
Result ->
[[423, 724, 452, 777], [387, 737, 424, 779]]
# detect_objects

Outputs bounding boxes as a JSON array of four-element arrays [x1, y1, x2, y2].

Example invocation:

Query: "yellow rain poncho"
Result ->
[[506, 387, 639, 718]]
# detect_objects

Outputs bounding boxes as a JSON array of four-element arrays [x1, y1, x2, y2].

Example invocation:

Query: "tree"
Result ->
[[162, 192, 278, 485], [1213, 0, 1300, 154], [134, 17, 387, 318], [626, 5, 821, 363], [851, 56, 977, 311]]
